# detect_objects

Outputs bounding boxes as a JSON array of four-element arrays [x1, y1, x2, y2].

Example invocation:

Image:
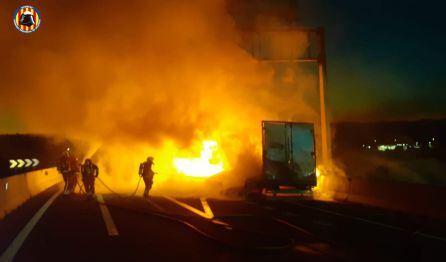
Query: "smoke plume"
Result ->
[[0, 0, 318, 196]]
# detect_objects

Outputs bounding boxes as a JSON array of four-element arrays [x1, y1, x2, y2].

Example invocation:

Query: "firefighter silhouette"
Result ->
[[19, 11, 35, 27], [81, 159, 99, 199], [57, 149, 80, 195], [139, 157, 156, 198]]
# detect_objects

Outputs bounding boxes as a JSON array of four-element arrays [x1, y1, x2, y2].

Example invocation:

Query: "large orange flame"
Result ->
[[173, 140, 225, 178]]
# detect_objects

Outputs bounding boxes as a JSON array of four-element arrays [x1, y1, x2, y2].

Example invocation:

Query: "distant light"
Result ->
[[378, 145, 396, 151], [374, 139, 377, 143], [432, 138, 435, 141], [367, 146, 371, 149], [362, 144, 365, 148], [394, 138, 397, 142], [5, 182, 8, 191]]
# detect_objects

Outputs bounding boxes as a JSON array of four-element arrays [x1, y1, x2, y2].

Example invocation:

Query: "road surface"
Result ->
[[1, 184, 445, 261]]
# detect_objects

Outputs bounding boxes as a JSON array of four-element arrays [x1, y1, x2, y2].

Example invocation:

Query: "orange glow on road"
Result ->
[[173, 140, 225, 178]]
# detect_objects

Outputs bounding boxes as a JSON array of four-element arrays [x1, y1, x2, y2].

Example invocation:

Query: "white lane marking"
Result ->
[[96, 194, 119, 236], [414, 232, 446, 242], [0, 190, 61, 262], [294, 245, 320, 255], [211, 219, 231, 227], [287, 201, 446, 242], [274, 217, 316, 237], [163, 196, 214, 219], [274, 218, 336, 257], [144, 198, 166, 212], [200, 197, 214, 218]]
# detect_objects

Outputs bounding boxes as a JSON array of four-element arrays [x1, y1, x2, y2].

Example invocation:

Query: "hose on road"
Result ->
[[96, 177, 295, 252], [97, 176, 142, 197]]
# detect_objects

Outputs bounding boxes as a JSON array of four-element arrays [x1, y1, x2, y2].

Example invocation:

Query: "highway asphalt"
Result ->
[[1, 184, 445, 261]]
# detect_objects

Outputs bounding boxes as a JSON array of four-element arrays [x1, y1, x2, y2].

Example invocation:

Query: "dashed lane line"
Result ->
[[97, 194, 119, 236], [0, 190, 62, 262]]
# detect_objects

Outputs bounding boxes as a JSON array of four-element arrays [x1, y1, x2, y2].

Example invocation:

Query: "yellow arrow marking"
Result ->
[[17, 159, 25, 168], [32, 158, 39, 167], [9, 160, 17, 169], [25, 159, 32, 167]]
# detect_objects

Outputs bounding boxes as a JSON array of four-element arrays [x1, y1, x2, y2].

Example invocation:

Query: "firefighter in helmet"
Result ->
[[56, 149, 80, 195], [57, 150, 70, 193], [139, 157, 156, 198], [81, 159, 99, 199]]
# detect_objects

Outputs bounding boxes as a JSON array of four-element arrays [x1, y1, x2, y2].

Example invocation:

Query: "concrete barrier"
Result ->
[[319, 174, 446, 219], [0, 168, 62, 220]]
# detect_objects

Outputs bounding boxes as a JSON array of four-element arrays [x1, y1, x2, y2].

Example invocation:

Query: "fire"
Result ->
[[173, 140, 225, 178], [311, 166, 325, 191]]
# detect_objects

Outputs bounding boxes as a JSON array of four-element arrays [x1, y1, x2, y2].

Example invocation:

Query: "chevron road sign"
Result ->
[[9, 158, 40, 169]]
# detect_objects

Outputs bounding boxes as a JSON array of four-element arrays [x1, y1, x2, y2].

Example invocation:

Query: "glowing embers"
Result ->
[[173, 140, 225, 178]]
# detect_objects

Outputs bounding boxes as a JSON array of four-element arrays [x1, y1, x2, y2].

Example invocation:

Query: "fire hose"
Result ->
[[131, 176, 142, 196], [76, 182, 86, 194], [95, 176, 295, 251], [96, 176, 142, 197], [62, 174, 86, 195]]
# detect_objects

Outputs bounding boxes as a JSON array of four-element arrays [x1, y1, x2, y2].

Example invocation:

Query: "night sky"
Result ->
[[300, 0, 446, 121]]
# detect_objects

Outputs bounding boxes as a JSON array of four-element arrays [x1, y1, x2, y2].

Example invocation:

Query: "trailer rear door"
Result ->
[[262, 121, 316, 189]]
